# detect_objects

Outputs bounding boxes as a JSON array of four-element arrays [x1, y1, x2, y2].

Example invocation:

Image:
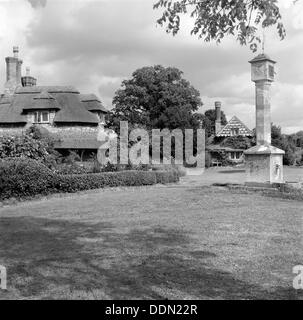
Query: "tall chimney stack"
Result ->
[[215, 101, 222, 135], [21, 66, 37, 87], [4, 46, 23, 94], [13, 46, 19, 58]]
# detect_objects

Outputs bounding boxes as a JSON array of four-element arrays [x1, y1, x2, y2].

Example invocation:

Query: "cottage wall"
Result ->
[[0, 123, 104, 142], [0, 125, 26, 136]]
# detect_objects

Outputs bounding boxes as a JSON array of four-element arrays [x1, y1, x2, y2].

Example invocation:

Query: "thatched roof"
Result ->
[[15, 86, 80, 94], [0, 94, 27, 123], [52, 92, 98, 124], [80, 94, 108, 113], [23, 91, 61, 111], [0, 86, 106, 125]]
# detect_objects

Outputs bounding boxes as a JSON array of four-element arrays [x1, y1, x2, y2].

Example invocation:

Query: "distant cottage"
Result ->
[[0, 47, 109, 158], [207, 101, 253, 166]]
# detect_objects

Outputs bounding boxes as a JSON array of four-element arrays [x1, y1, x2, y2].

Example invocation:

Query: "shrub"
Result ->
[[154, 170, 179, 184], [63, 151, 81, 164], [0, 158, 180, 200], [55, 171, 158, 193], [0, 158, 56, 200], [205, 152, 212, 168], [221, 136, 253, 150], [0, 135, 49, 161], [54, 163, 88, 175], [55, 170, 179, 193], [0, 129, 62, 169]]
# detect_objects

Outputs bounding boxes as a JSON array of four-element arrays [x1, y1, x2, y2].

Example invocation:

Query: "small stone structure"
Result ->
[[244, 54, 285, 185]]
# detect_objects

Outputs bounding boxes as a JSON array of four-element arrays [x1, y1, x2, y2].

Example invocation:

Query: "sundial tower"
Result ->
[[244, 53, 285, 185]]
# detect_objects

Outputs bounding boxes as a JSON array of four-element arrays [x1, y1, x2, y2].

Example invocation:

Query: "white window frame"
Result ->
[[34, 111, 50, 124]]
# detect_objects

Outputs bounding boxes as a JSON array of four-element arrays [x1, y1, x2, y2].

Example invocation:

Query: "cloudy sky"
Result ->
[[0, 0, 302, 133]]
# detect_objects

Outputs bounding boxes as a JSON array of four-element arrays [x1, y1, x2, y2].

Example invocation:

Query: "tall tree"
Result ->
[[153, 0, 287, 52], [108, 65, 203, 132]]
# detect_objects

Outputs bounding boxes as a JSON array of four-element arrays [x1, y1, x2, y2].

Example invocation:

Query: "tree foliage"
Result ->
[[0, 126, 61, 168], [221, 135, 252, 149], [153, 0, 286, 52], [0, 135, 49, 161], [271, 124, 300, 166], [108, 65, 203, 132], [202, 108, 227, 137]]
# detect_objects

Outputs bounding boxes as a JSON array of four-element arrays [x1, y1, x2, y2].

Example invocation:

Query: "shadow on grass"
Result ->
[[0, 216, 300, 300]]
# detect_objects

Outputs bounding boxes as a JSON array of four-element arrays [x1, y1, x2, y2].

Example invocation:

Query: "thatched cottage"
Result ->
[[0, 47, 109, 158]]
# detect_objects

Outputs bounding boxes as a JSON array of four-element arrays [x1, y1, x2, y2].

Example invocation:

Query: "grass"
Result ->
[[0, 178, 302, 300]]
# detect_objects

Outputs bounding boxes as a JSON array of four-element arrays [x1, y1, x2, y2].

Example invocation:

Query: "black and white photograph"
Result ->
[[0, 0, 302, 305]]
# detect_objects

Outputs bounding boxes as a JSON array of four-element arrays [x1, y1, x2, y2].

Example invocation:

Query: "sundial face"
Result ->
[[252, 62, 265, 80], [251, 60, 275, 82]]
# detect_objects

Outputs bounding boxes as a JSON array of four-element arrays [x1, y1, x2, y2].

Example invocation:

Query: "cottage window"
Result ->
[[231, 128, 239, 136], [34, 111, 50, 123], [230, 152, 242, 160]]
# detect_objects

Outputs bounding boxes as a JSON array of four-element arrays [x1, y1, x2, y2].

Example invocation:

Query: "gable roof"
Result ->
[[216, 116, 252, 137], [0, 86, 105, 125]]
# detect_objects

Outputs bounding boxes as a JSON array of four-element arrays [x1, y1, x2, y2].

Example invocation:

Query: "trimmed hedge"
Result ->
[[55, 171, 158, 193], [0, 158, 56, 200], [0, 158, 179, 200]]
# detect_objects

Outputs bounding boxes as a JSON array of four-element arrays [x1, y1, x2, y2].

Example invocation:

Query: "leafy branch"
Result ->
[[153, 0, 287, 52]]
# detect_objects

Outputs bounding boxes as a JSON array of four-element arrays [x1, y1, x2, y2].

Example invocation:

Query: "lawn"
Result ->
[[0, 176, 302, 300]]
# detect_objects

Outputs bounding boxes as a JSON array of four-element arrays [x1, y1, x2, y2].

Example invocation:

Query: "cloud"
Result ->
[[27, 0, 47, 8], [0, 0, 302, 134]]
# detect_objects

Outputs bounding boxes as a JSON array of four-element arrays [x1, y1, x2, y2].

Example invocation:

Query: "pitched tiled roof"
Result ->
[[216, 116, 253, 137], [80, 94, 108, 113], [0, 86, 104, 125]]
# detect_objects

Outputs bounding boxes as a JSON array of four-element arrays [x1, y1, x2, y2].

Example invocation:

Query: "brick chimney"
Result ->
[[4, 46, 23, 94], [215, 101, 222, 135], [21, 67, 37, 87]]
